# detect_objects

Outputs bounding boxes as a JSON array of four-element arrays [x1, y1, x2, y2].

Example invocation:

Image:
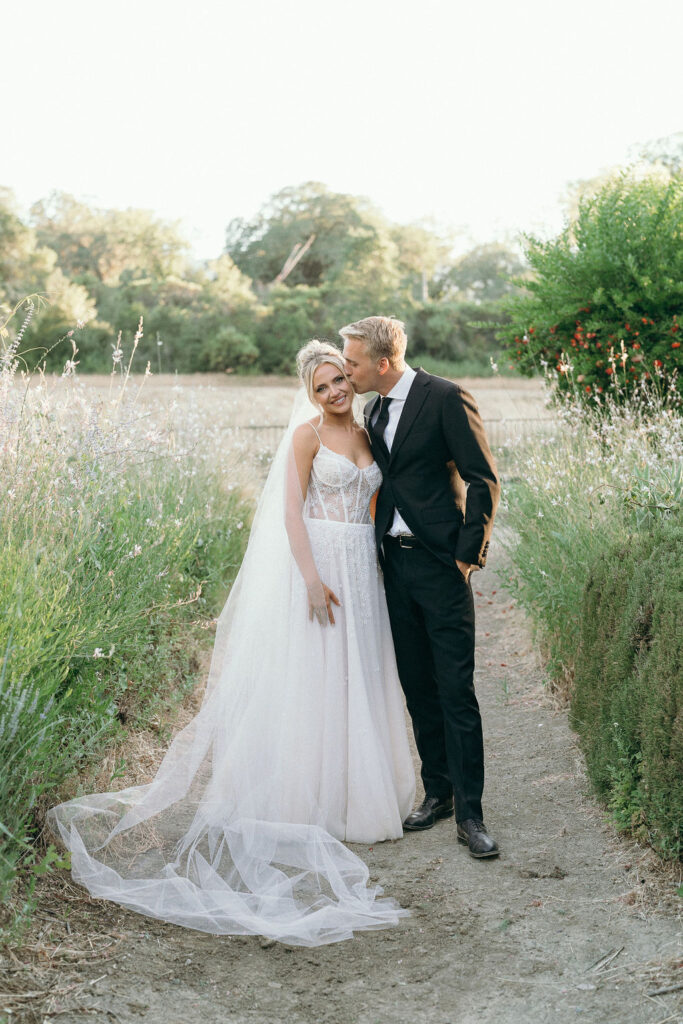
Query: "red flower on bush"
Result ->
[[654, 360, 663, 368], [672, 341, 681, 349], [605, 367, 614, 375]]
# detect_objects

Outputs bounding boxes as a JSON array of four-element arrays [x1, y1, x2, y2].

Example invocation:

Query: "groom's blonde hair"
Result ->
[[338, 316, 407, 369]]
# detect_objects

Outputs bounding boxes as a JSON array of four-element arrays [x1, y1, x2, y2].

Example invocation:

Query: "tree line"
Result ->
[[0, 183, 525, 375]]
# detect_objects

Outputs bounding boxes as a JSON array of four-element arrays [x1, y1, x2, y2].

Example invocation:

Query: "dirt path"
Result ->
[[6, 547, 682, 1024]]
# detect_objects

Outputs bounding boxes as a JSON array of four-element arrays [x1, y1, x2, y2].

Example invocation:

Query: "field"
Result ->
[[2, 373, 681, 1024], [43, 372, 555, 471]]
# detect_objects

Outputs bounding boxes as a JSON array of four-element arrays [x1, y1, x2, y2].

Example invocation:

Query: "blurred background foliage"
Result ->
[[0, 181, 526, 377]]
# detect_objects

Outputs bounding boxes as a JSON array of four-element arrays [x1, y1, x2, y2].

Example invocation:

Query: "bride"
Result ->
[[48, 340, 416, 947]]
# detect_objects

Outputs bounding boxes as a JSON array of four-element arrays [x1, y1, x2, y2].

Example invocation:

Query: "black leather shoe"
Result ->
[[403, 795, 454, 831], [456, 819, 499, 858]]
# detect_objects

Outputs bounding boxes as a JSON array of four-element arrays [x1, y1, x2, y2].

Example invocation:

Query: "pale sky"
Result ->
[[2, 0, 682, 260]]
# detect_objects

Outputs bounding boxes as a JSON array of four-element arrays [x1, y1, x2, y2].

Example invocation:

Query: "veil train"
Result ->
[[48, 389, 410, 947]]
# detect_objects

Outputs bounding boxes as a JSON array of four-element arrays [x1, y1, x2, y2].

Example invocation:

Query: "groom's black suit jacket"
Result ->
[[364, 368, 500, 570]]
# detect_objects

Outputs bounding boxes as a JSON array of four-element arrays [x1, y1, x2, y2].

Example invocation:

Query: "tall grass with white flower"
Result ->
[[501, 362, 682, 856], [0, 302, 252, 913], [501, 363, 681, 684]]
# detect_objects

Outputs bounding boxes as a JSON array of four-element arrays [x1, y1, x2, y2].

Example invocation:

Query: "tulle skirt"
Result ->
[[48, 518, 416, 946]]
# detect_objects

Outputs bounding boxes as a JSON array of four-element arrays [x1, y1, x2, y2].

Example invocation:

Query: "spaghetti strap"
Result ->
[[306, 420, 323, 444]]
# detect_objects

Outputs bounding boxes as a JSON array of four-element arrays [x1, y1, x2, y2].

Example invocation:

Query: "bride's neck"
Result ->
[[320, 413, 356, 432]]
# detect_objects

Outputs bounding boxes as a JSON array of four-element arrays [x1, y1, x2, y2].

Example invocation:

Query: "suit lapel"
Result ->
[[389, 369, 430, 462]]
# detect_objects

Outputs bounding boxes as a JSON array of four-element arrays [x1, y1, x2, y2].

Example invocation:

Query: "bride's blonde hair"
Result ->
[[296, 340, 348, 406]]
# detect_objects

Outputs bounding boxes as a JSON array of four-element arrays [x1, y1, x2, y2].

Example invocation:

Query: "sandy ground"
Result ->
[[4, 543, 681, 1024]]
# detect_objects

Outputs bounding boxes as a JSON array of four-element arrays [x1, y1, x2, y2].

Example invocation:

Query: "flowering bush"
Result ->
[[499, 174, 683, 400]]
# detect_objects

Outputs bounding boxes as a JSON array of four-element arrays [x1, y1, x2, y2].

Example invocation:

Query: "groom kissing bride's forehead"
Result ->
[[340, 315, 501, 858]]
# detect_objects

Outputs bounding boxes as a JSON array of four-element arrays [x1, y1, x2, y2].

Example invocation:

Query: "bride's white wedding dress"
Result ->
[[48, 391, 415, 947]]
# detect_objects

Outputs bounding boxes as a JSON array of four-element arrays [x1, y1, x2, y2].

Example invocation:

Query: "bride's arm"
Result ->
[[285, 425, 340, 625]]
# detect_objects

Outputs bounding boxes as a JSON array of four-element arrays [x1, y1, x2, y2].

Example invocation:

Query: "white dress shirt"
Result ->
[[371, 366, 416, 536]]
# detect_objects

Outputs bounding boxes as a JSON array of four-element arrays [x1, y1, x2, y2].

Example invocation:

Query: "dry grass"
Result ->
[[39, 372, 549, 427]]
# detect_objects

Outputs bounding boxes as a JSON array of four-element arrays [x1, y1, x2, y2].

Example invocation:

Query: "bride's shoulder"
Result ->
[[292, 420, 321, 451]]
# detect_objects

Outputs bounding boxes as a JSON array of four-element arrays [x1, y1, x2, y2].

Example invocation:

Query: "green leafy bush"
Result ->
[[570, 520, 682, 859], [499, 174, 683, 398]]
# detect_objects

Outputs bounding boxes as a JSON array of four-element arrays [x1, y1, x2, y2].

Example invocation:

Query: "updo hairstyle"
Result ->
[[296, 339, 348, 407]]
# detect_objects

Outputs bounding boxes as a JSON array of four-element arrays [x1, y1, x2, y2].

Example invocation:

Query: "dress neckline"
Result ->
[[316, 442, 376, 472]]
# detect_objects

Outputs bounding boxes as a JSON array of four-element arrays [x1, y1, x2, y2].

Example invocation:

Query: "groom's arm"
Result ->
[[442, 385, 500, 568]]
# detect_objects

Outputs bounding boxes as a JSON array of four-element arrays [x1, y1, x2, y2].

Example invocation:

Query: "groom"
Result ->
[[340, 316, 501, 858]]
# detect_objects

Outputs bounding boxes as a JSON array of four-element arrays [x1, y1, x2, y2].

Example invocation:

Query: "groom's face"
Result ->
[[342, 337, 381, 395]]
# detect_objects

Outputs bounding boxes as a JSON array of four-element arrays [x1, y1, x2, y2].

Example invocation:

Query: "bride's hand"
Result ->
[[307, 581, 341, 626]]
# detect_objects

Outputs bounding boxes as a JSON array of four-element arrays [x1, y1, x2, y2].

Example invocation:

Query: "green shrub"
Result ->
[[570, 520, 682, 859], [498, 174, 683, 399]]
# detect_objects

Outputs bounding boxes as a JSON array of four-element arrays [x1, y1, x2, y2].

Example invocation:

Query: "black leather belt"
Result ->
[[384, 533, 422, 550]]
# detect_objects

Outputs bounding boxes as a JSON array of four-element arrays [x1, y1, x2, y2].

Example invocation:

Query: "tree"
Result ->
[[390, 222, 453, 301], [0, 188, 96, 364], [226, 182, 398, 293], [30, 192, 190, 286], [433, 243, 527, 303], [636, 130, 683, 177]]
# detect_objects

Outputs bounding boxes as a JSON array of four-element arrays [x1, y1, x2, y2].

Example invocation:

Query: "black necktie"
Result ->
[[374, 396, 393, 449]]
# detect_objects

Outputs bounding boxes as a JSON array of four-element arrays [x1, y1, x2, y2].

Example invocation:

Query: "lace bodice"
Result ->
[[305, 444, 382, 524]]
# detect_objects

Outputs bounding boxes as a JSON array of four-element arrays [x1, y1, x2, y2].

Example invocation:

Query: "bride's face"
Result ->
[[313, 362, 353, 417]]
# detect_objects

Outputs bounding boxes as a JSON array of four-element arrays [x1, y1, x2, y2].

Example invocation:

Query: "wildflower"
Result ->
[[236, 521, 244, 529], [536, 510, 544, 518], [93, 648, 104, 659], [672, 342, 681, 349], [111, 332, 124, 366], [132, 544, 142, 556]]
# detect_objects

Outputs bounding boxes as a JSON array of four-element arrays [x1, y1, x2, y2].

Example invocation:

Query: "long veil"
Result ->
[[47, 389, 409, 946]]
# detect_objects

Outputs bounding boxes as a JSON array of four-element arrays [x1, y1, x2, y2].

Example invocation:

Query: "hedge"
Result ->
[[570, 518, 682, 859]]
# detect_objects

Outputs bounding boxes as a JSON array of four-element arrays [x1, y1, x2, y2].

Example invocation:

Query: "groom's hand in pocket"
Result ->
[[456, 559, 478, 583]]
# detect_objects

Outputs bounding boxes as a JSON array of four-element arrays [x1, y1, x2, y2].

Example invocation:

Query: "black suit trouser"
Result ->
[[382, 537, 484, 823]]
